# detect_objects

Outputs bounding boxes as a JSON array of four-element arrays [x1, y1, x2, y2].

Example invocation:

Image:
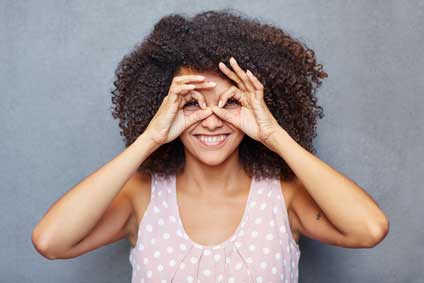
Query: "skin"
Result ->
[[34, 56, 388, 260]]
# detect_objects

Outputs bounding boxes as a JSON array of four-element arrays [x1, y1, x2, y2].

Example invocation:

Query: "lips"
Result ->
[[193, 134, 230, 148]]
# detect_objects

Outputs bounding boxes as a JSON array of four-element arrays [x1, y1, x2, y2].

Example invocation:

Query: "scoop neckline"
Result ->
[[172, 173, 255, 250]]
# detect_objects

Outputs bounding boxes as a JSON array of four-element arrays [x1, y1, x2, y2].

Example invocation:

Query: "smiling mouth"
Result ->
[[193, 134, 231, 148]]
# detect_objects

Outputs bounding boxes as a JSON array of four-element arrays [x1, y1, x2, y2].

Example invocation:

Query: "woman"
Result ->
[[32, 9, 389, 283]]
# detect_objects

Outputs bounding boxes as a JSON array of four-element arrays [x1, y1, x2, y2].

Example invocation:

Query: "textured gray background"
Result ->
[[1, 0, 423, 282]]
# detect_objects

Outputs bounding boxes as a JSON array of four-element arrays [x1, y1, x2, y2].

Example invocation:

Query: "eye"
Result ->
[[183, 99, 200, 108], [224, 98, 241, 107]]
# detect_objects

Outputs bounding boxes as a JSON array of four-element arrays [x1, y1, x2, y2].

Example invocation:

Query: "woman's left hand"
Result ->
[[211, 57, 283, 148]]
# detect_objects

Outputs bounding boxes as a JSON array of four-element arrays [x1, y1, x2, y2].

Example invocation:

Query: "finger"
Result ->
[[218, 86, 247, 108], [172, 75, 205, 85], [210, 105, 241, 128], [218, 62, 247, 92], [185, 107, 213, 127], [180, 90, 207, 109], [168, 84, 196, 104], [246, 69, 265, 100], [228, 57, 256, 94]]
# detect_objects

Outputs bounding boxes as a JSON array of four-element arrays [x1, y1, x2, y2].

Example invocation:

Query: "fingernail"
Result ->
[[218, 100, 223, 107], [208, 81, 216, 85]]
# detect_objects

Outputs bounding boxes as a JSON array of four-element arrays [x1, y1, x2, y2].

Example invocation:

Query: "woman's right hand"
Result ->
[[144, 74, 216, 146]]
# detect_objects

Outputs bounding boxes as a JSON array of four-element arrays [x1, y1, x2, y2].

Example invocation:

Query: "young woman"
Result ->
[[32, 9, 389, 283]]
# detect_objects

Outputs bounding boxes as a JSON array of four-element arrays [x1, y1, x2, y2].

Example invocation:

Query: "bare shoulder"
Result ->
[[279, 176, 304, 243], [124, 171, 152, 246]]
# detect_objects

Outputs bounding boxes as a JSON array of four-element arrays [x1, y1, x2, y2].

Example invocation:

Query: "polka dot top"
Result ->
[[129, 172, 301, 282]]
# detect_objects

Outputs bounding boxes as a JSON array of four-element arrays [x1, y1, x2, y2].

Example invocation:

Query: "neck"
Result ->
[[177, 149, 250, 196]]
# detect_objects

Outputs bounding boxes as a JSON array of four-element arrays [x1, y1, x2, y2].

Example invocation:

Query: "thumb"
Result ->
[[211, 106, 240, 128], [185, 107, 213, 128]]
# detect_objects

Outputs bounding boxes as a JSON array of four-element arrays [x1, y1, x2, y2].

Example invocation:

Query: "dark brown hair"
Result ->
[[111, 8, 327, 181]]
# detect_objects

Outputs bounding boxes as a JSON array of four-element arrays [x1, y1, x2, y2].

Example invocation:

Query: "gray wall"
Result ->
[[1, 1, 422, 282]]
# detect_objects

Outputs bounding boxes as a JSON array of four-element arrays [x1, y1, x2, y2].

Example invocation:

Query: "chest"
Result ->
[[127, 180, 297, 248]]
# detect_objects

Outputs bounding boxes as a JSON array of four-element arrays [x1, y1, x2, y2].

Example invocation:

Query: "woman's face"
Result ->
[[175, 67, 245, 166]]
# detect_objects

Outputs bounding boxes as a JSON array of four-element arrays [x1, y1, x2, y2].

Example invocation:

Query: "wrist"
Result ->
[[134, 133, 161, 154], [264, 127, 291, 154]]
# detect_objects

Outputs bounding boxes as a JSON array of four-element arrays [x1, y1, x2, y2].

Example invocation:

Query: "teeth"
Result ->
[[198, 135, 227, 143]]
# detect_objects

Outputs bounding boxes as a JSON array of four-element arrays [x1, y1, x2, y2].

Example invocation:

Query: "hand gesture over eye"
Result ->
[[211, 57, 282, 147], [144, 75, 216, 146]]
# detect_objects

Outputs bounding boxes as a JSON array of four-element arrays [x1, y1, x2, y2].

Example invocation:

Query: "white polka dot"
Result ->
[[275, 252, 281, 259], [157, 264, 163, 271], [226, 257, 231, 264], [249, 244, 256, 251], [235, 241, 242, 248], [167, 246, 174, 253], [260, 203, 267, 210], [267, 190, 273, 197], [266, 233, 274, 240], [256, 276, 263, 283], [158, 218, 165, 225], [176, 229, 184, 237], [260, 261, 267, 269], [217, 274, 224, 281], [137, 243, 144, 251], [239, 229, 245, 236], [146, 270, 152, 278], [150, 238, 156, 245], [251, 231, 258, 238], [145, 224, 153, 232], [186, 275, 193, 282], [162, 233, 170, 239], [262, 247, 270, 254], [153, 251, 160, 258], [254, 217, 263, 224], [169, 259, 176, 266], [235, 262, 243, 270], [204, 249, 211, 256], [169, 215, 176, 223], [190, 257, 198, 264], [249, 201, 257, 208], [179, 262, 185, 269], [273, 206, 278, 214], [258, 188, 264, 194], [246, 257, 253, 264], [153, 206, 160, 213], [179, 243, 186, 251], [162, 200, 168, 208], [214, 254, 221, 261], [272, 267, 277, 274], [203, 269, 211, 276], [143, 257, 149, 264], [280, 225, 286, 233], [228, 277, 235, 283], [269, 220, 275, 227], [158, 190, 162, 196]]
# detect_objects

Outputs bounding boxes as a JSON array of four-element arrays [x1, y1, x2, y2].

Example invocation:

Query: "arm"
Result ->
[[31, 133, 159, 259], [271, 128, 389, 248]]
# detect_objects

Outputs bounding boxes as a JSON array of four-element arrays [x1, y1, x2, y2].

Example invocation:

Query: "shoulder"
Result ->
[[123, 171, 153, 235], [279, 176, 304, 242], [278, 176, 303, 211], [125, 171, 153, 210]]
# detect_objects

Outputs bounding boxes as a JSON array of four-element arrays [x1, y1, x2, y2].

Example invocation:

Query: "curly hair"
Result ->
[[110, 8, 327, 181]]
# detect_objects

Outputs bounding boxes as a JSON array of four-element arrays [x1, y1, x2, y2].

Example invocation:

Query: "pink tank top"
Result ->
[[129, 172, 301, 282]]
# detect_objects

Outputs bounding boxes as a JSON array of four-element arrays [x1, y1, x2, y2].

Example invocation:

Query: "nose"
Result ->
[[200, 111, 224, 130]]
